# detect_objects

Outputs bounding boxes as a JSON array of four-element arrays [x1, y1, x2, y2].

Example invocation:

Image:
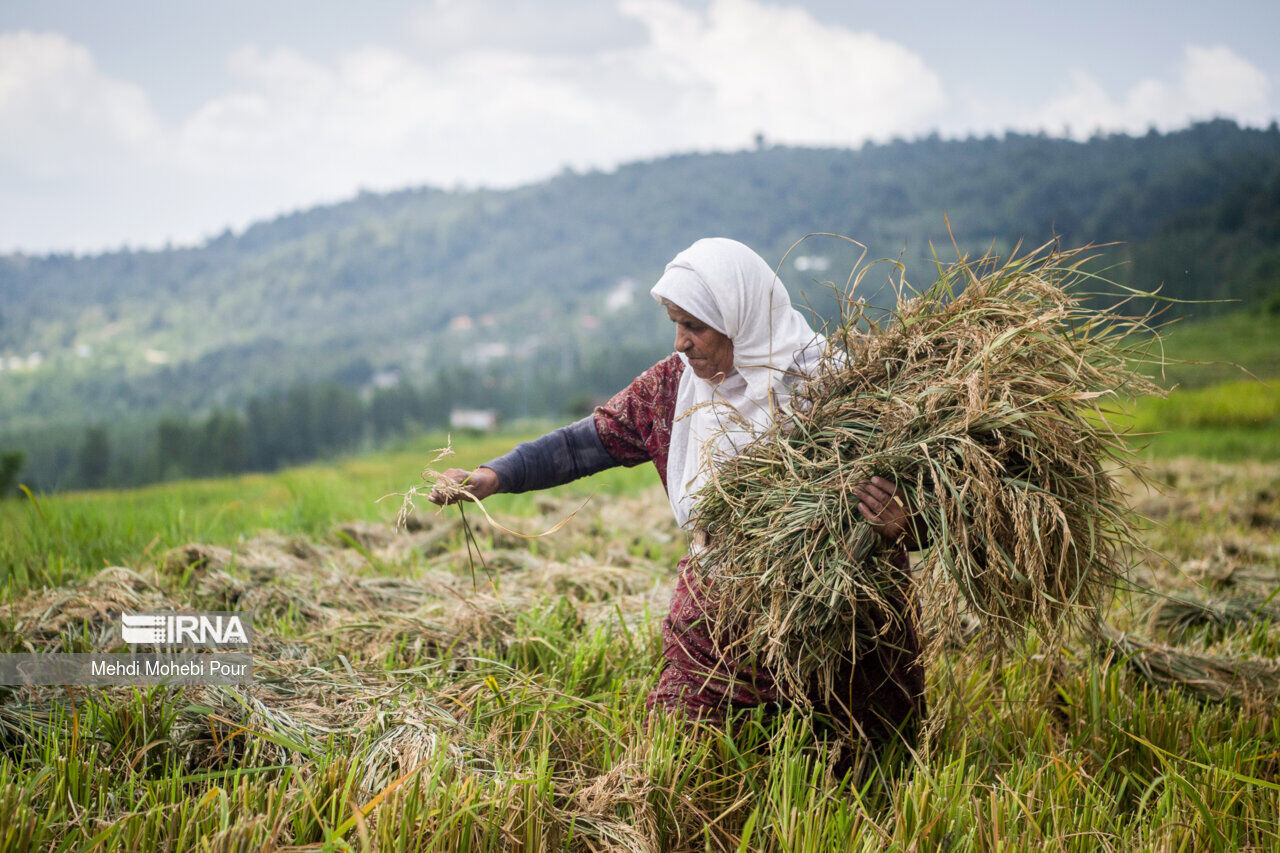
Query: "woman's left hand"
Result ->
[[855, 476, 917, 548]]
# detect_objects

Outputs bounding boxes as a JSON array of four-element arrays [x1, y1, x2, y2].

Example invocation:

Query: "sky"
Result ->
[[1, 0, 1277, 255]]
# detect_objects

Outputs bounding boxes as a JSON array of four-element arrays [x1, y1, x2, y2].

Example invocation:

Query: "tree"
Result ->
[[77, 426, 110, 489], [0, 450, 23, 497], [156, 418, 190, 480], [202, 410, 249, 474]]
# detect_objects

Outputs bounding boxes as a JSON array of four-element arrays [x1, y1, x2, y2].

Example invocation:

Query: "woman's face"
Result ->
[[665, 301, 734, 382]]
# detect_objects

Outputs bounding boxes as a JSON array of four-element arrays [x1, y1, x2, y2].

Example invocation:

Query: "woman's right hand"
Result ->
[[855, 476, 921, 548], [428, 466, 500, 505]]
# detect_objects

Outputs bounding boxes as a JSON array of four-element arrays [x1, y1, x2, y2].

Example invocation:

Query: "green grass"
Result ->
[[2, 411, 1279, 849], [4, 660, 1277, 851], [1107, 309, 1280, 460], [1144, 310, 1280, 389], [0, 429, 660, 592], [1138, 427, 1280, 462], [1135, 380, 1280, 430], [2, 530, 1278, 850], [1106, 379, 1280, 461]]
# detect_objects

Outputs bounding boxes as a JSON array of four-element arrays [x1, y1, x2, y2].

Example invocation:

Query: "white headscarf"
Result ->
[[650, 238, 824, 528]]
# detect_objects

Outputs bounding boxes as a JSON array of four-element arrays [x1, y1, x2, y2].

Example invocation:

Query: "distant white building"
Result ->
[[469, 342, 509, 367], [6, 353, 42, 371], [793, 255, 831, 273], [605, 277, 637, 312], [371, 369, 401, 389], [450, 408, 498, 431]]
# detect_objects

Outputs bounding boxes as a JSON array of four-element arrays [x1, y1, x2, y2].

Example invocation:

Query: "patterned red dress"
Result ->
[[593, 355, 927, 748]]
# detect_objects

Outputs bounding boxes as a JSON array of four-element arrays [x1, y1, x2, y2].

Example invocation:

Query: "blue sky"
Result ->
[[2, 0, 1276, 253]]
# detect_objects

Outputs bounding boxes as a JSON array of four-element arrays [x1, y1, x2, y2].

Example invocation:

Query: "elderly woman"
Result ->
[[431, 238, 925, 750]]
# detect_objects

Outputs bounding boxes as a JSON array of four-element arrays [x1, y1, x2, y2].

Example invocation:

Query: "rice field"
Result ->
[[2, 433, 1280, 850]]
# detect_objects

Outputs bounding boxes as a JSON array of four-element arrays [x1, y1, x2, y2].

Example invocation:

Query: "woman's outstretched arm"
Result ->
[[428, 416, 616, 505], [429, 353, 683, 506]]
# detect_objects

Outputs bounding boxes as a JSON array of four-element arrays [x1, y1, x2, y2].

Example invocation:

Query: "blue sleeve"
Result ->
[[480, 416, 618, 493]]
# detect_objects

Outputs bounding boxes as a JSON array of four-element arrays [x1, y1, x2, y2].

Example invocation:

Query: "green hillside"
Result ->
[[3, 120, 1279, 424], [1149, 311, 1280, 388], [2, 120, 1278, 490]]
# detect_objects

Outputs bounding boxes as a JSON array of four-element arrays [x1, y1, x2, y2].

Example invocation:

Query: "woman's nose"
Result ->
[[675, 330, 691, 352]]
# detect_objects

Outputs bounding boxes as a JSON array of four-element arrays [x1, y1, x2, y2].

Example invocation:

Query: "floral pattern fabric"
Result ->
[[592, 353, 684, 489]]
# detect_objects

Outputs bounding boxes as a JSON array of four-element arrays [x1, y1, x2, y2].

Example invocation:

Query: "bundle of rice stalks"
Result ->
[[1102, 626, 1280, 704], [5, 567, 171, 652], [173, 659, 487, 790], [1181, 553, 1279, 590], [694, 244, 1160, 700], [327, 603, 522, 664], [0, 699, 60, 750], [171, 528, 452, 624], [1149, 593, 1280, 642]]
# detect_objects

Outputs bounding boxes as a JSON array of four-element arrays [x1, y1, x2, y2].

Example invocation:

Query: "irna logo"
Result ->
[[121, 612, 252, 647]]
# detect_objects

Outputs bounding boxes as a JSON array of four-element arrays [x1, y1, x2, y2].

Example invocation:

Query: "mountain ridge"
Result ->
[[2, 118, 1278, 439]]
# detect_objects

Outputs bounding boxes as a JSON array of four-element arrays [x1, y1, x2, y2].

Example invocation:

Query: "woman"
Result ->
[[430, 238, 925, 751]]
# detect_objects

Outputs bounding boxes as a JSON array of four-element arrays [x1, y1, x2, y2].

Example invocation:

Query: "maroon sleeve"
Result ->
[[592, 354, 684, 491]]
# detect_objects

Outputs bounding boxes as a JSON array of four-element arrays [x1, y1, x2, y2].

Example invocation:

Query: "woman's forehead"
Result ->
[[662, 300, 702, 324], [663, 302, 688, 320]]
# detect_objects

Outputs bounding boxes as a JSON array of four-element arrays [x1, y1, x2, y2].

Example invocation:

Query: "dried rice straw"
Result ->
[[692, 241, 1163, 702]]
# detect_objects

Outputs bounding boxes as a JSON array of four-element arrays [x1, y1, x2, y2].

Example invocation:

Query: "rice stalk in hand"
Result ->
[[385, 441, 589, 546], [693, 243, 1162, 702], [382, 441, 460, 531]]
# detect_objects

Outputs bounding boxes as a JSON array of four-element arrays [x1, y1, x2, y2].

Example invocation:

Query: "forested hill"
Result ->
[[1, 119, 1279, 488]]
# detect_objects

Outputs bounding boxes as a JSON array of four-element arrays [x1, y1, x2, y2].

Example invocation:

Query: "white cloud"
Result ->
[[174, 0, 945, 190], [8, 11, 1279, 257], [1182, 45, 1272, 120], [1029, 44, 1272, 137], [2, 7, 1278, 255], [411, 0, 647, 56], [619, 0, 945, 148], [0, 1, 951, 252], [0, 31, 160, 177], [0, 31, 177, 251]]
